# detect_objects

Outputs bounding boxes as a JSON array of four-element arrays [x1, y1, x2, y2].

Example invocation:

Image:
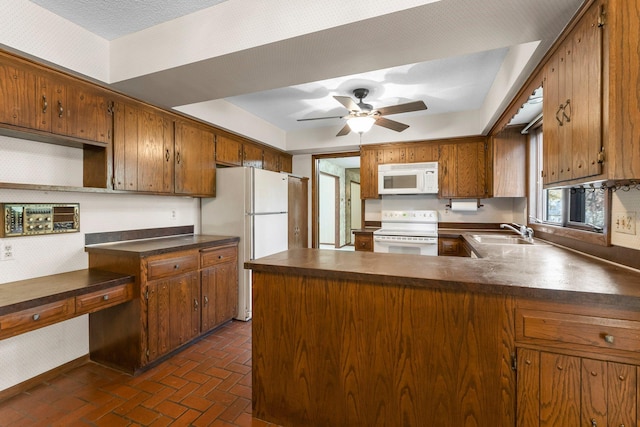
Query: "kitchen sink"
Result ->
[[470, 234, 534, 245]]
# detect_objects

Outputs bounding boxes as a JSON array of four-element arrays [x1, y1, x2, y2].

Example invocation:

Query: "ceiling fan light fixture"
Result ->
[[347, 116, 375, 134]]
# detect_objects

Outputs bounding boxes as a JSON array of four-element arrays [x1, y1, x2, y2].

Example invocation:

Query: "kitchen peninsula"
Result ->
[[247, 237, 640, 426]]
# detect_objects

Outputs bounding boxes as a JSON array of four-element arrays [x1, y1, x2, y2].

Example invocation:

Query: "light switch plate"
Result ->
[[614, 211, 637, 235]]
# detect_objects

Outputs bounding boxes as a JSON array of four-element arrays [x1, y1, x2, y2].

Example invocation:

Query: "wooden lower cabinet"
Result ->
[[515, 298, 640, 426], [87, 242, 238, 374], [353, 231, 373, 252], [517, 348, 638, 427], [200, 245, 238, 331]]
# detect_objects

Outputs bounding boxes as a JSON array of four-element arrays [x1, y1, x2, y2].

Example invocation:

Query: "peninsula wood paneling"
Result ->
[[252, 271, 516, 427]]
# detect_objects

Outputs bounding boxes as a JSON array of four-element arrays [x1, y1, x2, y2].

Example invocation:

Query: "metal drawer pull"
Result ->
[[604, 334, 615, 344], [33, 313, 40, 321], [218, 255, 223, 259], [193, 299, 199, 310], [103, 294, 109, 301], [204, 296, 209, 305], [591, 419, 597, 427], [174, 264, 180, 269]]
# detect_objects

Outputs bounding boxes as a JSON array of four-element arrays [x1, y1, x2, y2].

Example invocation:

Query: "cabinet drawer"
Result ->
[[516, 308, 640, 353], [76, 282, 134, 315], [354, 234, 373, 252], [0, 298, 75, 339], [147, 254, 199, 280], [201, 246, 237, 268]]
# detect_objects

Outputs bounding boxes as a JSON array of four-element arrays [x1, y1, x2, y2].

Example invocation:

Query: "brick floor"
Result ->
[[0, 320, 280, 426]]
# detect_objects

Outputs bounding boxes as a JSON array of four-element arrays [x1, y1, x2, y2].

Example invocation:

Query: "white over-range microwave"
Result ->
[[378, 162, 438, 195]]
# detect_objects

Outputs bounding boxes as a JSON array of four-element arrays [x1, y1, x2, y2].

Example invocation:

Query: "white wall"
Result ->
[[0, 136, 199, 392], [611, 191, 640, 250]]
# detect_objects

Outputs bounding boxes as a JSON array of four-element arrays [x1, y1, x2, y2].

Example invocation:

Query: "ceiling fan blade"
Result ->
[[376, 100, 427, 116], [334, 96, 361, 112], [374, 117, 410, 132], [336, 123, 351, 136], [297, 115, 344, 122]]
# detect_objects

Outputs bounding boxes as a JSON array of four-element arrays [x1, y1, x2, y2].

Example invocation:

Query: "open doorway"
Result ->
[[312, 152, 361, 250]]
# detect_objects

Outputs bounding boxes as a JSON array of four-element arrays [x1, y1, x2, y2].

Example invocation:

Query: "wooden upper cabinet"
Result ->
[[215, 134, 243, 166], [490, 127, 526, 197], [243, 142, 263, 169], [0, 56, 39, 130], [174, 120, 216, 196], [407, 143, 438, 163], [359, 146, 380, 199], [439, 138, 488, 198], [280, 154, 293, 173], [113, 101, 174, 193], [382, 146, 406, 164], [0, 53, 112, 146], [263, 149, 280, 172], [543, 0, 602, 186]]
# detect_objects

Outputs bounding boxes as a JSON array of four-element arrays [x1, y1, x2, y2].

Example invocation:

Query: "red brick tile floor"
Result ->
[[0, 320, 282, 426]]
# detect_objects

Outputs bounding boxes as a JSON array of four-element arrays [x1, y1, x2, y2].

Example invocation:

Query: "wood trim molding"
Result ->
[[0, 355, 89, 403]]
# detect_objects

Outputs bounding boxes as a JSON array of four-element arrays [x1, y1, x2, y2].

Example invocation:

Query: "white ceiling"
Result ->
[[26, 0, 581, 140]]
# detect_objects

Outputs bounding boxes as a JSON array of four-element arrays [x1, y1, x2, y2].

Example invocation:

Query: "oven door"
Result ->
[[373, 235, 438, 256]]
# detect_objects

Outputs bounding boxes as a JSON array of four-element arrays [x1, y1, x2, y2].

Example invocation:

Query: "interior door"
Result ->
[[319, 173, 337, 246], [350, 182, 361, 230]]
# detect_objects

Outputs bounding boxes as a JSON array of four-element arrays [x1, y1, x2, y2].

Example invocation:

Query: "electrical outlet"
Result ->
[[614, 211, 636, 235], [170, 209, 177, 221], [0, 240, 14, 261]]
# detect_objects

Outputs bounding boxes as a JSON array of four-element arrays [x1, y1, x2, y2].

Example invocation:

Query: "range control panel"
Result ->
[[1, 203, 80, 237]]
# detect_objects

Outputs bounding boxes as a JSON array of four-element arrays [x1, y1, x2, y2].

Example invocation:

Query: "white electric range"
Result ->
[[373, 210, 438, 256]]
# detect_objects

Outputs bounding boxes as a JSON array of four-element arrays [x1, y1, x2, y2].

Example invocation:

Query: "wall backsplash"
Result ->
[[611, 190, 640, 250]]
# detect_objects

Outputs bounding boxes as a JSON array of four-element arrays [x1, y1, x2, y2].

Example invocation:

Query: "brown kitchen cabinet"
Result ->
[[439, 137, 488, 198], [353, 231, 374, 252], [542, 0, 603, 186], [0, 52, 112, 146], [288, 175, 309, 249], [216, 133, 243, 166], [263, 149, 280, 172], [200, 244, 238, 331], [438, 236, 461, 256], [359, 146, 380, 199], [489, 127, 527, 197], [112, 100, 174, 193], [515, 298, 640, 426], [174, 119, 216, 196], [86, 239, 239, 374], [243, 142, 263, 169]]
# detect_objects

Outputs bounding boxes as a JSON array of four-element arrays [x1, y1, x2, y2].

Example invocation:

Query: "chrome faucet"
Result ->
[[500, 223, 534, 239]]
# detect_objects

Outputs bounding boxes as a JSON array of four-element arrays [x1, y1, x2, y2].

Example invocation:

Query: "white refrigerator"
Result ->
[[201, 167, 288, 321]]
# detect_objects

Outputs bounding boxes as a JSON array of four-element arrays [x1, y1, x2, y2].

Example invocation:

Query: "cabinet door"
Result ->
[[407, 143, 437, 163], [113, 102, 174, 192], [607, 362, 637, 427], [557, 46, 573, 182], [382, 147, 406, 164], [0, 57, 38, 130], [359, 147, 379, 199], [216, 134, 243, 166], [543, 53, 560, 185], [288, 176, 308, 249], [581, 358, 607, 427], [168, 271, 200, 349], [438, 143, 457, 198], [63, 82, 111, 144], [174, 120, 216, 196], [263, 149, 280, 172], [540, 352, 581, 426], [438, 237, 460, 256], [280, 154, 293, 173], [147, 280, 171, 361], [455, 140, 487, 197], [516, 348, 540, 427], [243, 143, 263, 169], [201, 261, 238, 331]]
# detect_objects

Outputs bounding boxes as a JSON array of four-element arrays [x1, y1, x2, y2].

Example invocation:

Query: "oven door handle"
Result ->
[[374, 237, 437, 244]]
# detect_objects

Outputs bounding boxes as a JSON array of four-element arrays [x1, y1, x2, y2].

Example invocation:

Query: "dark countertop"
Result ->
[[245, 232, 640, 308], [0, 269, 134, 315], [84, 234, 239, 257]]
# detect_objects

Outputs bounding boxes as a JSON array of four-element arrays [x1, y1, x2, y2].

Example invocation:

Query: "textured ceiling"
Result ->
[[27, 0, 582, 138], [29, 0, 229, 40]]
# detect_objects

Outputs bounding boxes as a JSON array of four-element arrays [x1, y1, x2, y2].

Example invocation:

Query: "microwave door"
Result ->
[[380, 170, 424, 194]]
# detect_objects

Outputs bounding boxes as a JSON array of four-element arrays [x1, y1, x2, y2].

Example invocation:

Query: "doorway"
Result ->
[[312, 152, 361, 249]]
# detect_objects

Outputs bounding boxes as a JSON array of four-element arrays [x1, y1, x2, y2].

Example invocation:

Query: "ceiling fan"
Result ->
[[297, 88, 428, 136]]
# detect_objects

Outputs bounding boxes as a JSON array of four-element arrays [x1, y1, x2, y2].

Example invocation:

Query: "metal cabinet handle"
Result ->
[[218, 255, 223, 259], [556, 104, 564, 126], [194, 299, 199, 311], [42, 95, 48, 113], [591, 419, 597, 427], [176, 151, 181, 164], [204, 295, 209, 305], [604, 334, 614, 344], [103, 294, 109, 301], [174, 264, 180, 269], [165, 149, 170, 162], [562, 99, 571, 122], [58, 101, 64, 118], [33, 313, 40, 321]]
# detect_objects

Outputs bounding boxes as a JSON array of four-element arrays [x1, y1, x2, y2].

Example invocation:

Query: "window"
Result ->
[[528, 126, 606, 233]]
